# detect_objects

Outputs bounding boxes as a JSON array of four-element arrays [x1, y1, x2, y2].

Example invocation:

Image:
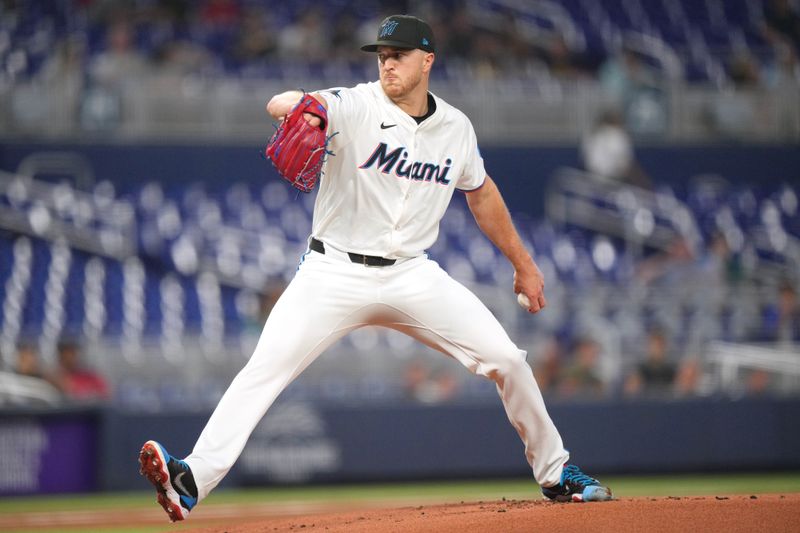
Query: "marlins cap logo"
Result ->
[[379, 20, 399, 38]]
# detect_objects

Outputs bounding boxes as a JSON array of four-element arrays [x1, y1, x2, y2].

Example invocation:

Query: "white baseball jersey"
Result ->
[[313, 81, 485, 259], [183, 81, 569, 504]]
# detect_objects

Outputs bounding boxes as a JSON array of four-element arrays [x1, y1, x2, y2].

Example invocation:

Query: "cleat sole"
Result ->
[[138, 442, 168, 492], [138, 441, 186, 522], [157, 492, 184, 522]]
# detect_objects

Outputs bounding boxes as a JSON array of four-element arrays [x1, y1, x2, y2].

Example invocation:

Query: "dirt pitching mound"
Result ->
[[187, 493, 799, 533]]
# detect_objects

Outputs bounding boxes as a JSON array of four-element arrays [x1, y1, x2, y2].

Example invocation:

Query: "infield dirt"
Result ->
[[4, 493, 798, 532], [185, 494, 799, 533]]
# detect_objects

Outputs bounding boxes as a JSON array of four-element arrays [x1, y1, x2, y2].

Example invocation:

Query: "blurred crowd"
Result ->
[[6, 338, 109, 405], [537, 223, 800, 400], [2, 0, 799, 409], [373, 250, 799, 405], [3, 226, 798, 408], [5, 0, 800, 87], [3, 0, 795, 138]]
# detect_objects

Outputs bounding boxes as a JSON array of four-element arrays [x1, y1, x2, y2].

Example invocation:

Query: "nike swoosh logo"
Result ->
[[380, 122, 396, 129], [173, 471, 190, 496]]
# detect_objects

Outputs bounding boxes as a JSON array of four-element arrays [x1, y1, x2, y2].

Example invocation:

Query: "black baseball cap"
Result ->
[[361, 15, 435, 53]]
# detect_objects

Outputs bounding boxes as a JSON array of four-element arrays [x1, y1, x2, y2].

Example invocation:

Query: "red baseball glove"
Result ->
[[265, 94, 331, 193]]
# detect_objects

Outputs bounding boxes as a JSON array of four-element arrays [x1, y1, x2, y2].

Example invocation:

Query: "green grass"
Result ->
[[2, 472, 798, 533], [603, 471, 800, 497]]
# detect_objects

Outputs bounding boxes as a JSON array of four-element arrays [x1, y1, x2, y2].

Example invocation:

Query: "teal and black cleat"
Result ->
[[138, 440, 198, 521], [542, 464, 613, 502]]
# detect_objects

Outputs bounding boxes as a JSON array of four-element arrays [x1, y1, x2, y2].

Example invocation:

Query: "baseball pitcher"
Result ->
[[139, 14, 612, 522]]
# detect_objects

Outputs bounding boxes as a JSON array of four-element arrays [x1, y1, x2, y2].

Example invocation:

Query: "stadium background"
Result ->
[[0, 0, 798, 517]]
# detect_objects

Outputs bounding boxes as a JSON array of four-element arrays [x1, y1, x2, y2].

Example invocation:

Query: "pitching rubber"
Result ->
[[138, 440, 188, 522]]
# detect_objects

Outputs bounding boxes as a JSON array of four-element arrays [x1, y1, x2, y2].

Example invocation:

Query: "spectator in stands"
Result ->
[[532, 335, 565, 395], [599, 46, 660, 104], [599, 46, 668, 136], [727, 51, 762, 87], [84, 19, 148, 129], [498, 9, 535, 74], [82, 0, 132, 24], [623, 328, 677, 397], [89, 20, 148, 88], [152, 39, 214, 76], [402, 359, 459, 404], [745, 368, 773, 397], [30, 35, 87, 131], [764, 42, 800, 88], [278, 8, 329, 62], [230, 6, 279, 65], [471, 29, 506, 79], [152, 0, 191, 31], [330, 12, 363, 63], [439, 6, 474, 62], [38, 35, 87, 120], [52, 339, 110, 402], [464, 8, 527, 79], [199, 0, 241, 29], [707, 52, 762, 138], [541, 34, 592, 82], [758, 280, 800, 346], [14, 342, 48, 381], [761, 0, 800, 54], [580, 110, 652, 188], [698, 231, 741, 286], [7, 342, 62, 406], [558, 336, 605, 398], [673, 356, 702, 397]]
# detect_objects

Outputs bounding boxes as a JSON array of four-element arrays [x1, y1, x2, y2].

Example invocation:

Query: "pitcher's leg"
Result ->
[[491, 349, 569, 486], [384, 259, 568, 487], [185, 256, 371, 500]]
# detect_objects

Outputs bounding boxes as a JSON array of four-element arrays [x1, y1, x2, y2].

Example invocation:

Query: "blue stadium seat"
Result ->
[[3, 167, 800, 410]]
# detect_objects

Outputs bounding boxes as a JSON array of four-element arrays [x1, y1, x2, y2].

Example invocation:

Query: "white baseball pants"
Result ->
[[185, 246, 568, 500]]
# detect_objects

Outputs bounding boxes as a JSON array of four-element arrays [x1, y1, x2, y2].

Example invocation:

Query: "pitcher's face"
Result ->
[[377, 47, 433, 99]]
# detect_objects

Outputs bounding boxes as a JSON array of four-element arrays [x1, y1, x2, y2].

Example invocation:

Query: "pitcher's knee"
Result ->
[[483, 347, 529, 380]]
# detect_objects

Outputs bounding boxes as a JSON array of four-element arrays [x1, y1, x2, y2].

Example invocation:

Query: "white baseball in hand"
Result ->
[[517, 293, 531, 308]]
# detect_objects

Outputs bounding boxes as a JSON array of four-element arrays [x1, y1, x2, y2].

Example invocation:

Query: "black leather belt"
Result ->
[[310, 237, 396, 267]]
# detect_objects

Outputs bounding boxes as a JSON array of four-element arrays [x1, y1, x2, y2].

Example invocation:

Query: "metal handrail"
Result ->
[[545, 167, 701, 253], [0, 372, 62, 406], [0, 169, 137, 259], [706, 340, 800, 390]]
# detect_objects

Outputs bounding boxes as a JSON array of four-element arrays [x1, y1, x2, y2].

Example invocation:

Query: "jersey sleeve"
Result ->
[[455, 121, 487, 191], [315, 86, 367, 148]]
